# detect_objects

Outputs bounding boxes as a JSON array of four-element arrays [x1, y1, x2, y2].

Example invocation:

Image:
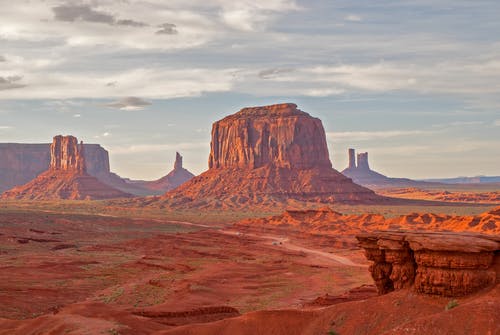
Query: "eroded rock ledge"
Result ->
[[356, 231, 500, 297]]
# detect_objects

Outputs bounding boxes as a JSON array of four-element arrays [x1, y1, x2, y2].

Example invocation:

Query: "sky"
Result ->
[[0, 0, 499, 180]]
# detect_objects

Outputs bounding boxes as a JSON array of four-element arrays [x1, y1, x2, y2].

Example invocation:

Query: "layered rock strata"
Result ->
[[357, 231, 500, 297], [0, 143, 112, 193], [0, 142, 181, 196], [1, 135, 132, 200], [164, 103, 381, 206]]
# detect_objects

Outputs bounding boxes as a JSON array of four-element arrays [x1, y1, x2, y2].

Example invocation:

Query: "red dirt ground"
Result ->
[[0, 210, 372, 334], [0, 206, 498, 334]]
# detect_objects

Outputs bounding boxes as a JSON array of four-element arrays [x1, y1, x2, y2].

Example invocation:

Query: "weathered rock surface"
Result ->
[[134, 152, 195, 192], [0, 143, 112, 192], [1, 135, 132, 200], [357, 231, 500, 296], [208, 103, 331, 170], [49, 135, 86, 173], [163, 103, 381, 207]]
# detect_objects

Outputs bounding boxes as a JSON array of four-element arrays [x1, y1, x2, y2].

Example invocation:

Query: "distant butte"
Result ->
[[159, 103, 383, 208], [341, 148, 440, 189], [1, 135, 132, 200], [134, 152, 195, 192]]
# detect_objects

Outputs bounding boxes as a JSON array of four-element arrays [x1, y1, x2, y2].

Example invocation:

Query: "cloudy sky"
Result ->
[[1, 0, 499, 180]]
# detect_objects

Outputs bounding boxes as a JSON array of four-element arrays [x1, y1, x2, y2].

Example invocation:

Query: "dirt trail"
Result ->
[[221, 230, 366, 267]]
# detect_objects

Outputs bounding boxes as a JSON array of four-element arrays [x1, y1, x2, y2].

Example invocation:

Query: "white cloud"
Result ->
[[106, 97, 151, 111], [345, 14, 362, 22], [220, 0, 301, 31], [304, 88, 345, 97], [0, 68, 236, 99]]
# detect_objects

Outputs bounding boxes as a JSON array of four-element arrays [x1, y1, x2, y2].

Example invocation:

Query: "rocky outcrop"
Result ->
[[162, 103, 381, 208], [135, 152, 195, 192], [0, 142, 114, 192], [1, 135, 132, 200], [0, 142, 162, 196], [348, 148, 356, 169], [356, 152, 369, 171], [357, 231, 500, 297], [208, 103, 331, 170], [342, 148, 440, 189], [49, 135, 86, 173]]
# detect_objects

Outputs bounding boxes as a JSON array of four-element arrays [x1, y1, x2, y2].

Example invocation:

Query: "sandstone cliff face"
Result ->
[[0, 143, 112, 192], [357, 232, 500, 297], [49, 135, 86, 173], [1, 135, 132, 200], [163, 103, 380, 207], [0, 142, 156, 195], [209, 103, 331, 170], [0, 143, 50, 193]]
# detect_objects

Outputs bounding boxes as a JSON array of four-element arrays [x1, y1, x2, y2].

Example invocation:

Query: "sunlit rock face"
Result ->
[[163, 103, 381, 207], [1, 135, 132, 200], [357, 231, 500, 297]]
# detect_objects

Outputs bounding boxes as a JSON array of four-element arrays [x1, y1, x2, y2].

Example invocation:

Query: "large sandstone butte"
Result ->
[[1, 135, 132, 200], [357, 231, 500, 297], [163, 103, 381, 207], [0, 142, 142, 194], [132, 152, 195, 192]]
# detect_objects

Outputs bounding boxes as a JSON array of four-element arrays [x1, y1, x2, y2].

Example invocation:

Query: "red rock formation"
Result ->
[[49, 135, 85, 173], [1, 135, 132, 200], [357, 231, 500, 296], [356, 152, 369, 171], [348, 148, 356, 169], [342, 148, 442, 189], [162, 103, 381, 208], [0, 142, 162, 196], [208, 103, 331, 170], [136, 152, 195, 192]]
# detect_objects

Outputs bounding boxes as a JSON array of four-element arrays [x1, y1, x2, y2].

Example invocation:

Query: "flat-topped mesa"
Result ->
[[49, 135, 86, 174], [208, 103, 332, 170]]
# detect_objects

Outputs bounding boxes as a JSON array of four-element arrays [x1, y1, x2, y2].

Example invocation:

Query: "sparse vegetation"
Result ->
[[328, 330, 339, 335], [445, 299, 459, 310]]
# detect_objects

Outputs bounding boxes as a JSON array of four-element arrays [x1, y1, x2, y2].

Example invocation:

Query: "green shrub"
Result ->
[[445, 299, 459, 311]]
